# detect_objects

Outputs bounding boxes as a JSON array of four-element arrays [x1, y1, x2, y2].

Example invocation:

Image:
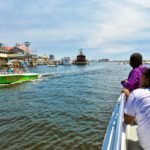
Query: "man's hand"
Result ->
[[121, 88, 130, 100]]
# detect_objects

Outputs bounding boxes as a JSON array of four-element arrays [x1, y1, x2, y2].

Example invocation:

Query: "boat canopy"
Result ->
[[7, 59, 30, 73]]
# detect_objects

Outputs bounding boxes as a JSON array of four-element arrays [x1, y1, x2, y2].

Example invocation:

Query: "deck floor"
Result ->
[[127, 125, 143, 150]]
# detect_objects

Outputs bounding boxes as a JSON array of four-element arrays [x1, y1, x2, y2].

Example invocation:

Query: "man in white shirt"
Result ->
[[123, 68, 150, 150]]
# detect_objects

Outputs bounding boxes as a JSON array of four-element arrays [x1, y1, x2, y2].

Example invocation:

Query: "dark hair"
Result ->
[[142, 68, 150, 88], [130, 53, 143, 68]]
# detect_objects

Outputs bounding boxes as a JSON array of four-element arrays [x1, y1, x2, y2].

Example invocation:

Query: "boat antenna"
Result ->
[[79, 48, 84, 55]]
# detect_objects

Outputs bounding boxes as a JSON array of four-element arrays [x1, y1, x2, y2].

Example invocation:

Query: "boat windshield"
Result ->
[[0, 59, 30, 74]]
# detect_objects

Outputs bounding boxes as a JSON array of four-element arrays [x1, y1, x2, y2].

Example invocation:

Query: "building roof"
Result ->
[[2, 45, 29, 52], [16, 45, 29, 51], [3, 46, 13, 51]]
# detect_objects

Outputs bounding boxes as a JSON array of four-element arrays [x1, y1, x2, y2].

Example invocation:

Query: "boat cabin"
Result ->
[[76, 50, 86, 62]]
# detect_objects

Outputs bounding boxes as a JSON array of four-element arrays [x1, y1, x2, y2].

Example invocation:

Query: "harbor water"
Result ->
[[0, 62, 130, 150]]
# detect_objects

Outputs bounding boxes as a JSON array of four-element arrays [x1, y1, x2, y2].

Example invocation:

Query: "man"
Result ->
[[124, 68, 150, 150]]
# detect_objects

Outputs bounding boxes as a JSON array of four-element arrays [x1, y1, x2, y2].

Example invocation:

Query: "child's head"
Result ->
[[129, 53, 143, 68], [140, 68, 150, 88]]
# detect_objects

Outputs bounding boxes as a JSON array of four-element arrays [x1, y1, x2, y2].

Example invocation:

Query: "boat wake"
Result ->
[[30, 65, 102, 83], [59, 68, 99, 77], [39, 68, 99, 79], [38, 73, 56, 78]]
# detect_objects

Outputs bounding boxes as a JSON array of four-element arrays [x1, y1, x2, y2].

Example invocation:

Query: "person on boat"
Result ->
[[124, 68, 150, 150], [121, 53, 146, 92], [7, 65, 14, 74]]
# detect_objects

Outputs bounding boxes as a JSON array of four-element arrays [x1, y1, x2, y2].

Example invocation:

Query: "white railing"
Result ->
[[102, 93, 125, 150]]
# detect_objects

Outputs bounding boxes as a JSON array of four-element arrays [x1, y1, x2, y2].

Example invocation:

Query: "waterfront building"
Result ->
[[49, 55, 55, 60], [0, 43, 37, 67], [37, 56, 48, 65], [99, 58, 110, 62]]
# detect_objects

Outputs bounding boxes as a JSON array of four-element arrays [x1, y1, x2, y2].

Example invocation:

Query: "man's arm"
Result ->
[[124, 113, 135, 124], [124, 92, 136, 124]]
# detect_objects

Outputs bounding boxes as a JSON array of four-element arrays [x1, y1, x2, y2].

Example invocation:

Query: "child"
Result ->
[[124, 68, 150, 150], [121, 53, 146, 92], [7, 65, 14, 74]]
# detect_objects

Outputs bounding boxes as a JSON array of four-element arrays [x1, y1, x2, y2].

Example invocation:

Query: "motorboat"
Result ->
[[102, 94, 142, 150], [47, 64, 57, 67], [0, 59, 38, 86]]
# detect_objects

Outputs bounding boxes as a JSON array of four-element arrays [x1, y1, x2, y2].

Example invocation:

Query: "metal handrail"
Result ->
[[113, 93, 125, 150], [101, 102, 119, 150], [102, 93, 125, 150]]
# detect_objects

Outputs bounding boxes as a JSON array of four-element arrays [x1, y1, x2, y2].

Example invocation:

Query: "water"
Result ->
[[0, 62, 130, 150]]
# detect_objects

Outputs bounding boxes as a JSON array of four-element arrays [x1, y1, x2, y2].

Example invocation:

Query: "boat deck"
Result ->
[[126, 124, 143, 150]]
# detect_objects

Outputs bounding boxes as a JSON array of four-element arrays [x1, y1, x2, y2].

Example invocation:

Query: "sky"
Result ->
[[0, 0, 150, 60]]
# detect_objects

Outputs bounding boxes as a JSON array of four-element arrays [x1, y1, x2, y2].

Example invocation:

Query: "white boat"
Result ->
[[47, 64, 57, 67], [62, 57, 71, 65], [102, 94, 142, 150]]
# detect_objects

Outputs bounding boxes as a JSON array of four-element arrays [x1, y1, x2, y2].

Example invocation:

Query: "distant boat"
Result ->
[[0, 59, 38, 86], [47, 64, 57, 67], [72, 49, 88, 65], [62, 57, 71, 65]]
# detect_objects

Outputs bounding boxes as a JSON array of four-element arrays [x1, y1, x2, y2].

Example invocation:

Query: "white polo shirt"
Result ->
[[124, 88, 150, 150]]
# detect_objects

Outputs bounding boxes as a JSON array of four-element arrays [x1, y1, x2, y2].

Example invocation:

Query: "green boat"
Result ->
[[0, 73, 38, 85], [0, 60, 39, 86]]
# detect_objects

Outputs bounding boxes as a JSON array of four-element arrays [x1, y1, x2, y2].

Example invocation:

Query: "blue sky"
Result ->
[[0, 0, 150, 60]]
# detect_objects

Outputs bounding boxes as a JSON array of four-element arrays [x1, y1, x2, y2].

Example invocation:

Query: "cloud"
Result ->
[[129, 0, 150, 8], [85, 1, 149, 53], [0, 0, 150, 59]]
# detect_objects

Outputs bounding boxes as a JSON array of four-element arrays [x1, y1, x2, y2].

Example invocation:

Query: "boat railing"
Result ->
[[0, 72, 24, 75], [102, 93, 125, 150], [0, 71, 8, 75]]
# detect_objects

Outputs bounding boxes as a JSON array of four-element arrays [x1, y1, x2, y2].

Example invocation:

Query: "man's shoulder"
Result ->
[[132, 88, 149, 97], [132, 88, 143, 95]]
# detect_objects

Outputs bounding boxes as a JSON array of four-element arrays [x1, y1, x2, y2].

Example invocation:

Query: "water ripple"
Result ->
[[0, 62, 130, 150]]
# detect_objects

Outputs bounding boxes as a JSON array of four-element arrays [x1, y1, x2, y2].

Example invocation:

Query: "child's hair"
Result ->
[[130, 53, 143, 68], [142, 68, 150, 88]]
